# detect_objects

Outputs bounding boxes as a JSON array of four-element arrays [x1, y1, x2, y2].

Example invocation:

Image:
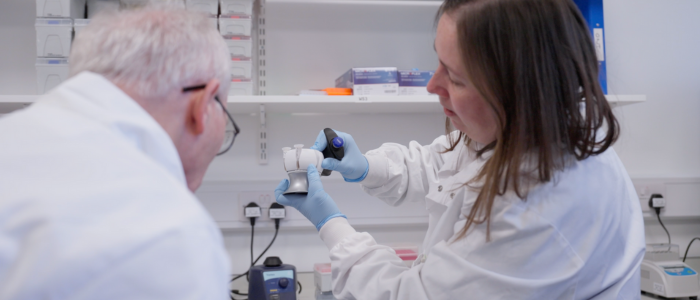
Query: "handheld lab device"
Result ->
[[640, 244, 699, 299], [282, 128, 344, 194]]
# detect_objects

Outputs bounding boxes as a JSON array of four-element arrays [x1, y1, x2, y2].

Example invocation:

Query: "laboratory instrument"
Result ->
[[248, 256, 297, 300], [282, 128, 345, 194], [281, 144, 323, 195], [640, 244, 699, 299]]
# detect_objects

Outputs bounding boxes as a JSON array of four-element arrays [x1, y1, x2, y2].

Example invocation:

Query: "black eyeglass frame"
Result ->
[[182, 84, 240, 156]]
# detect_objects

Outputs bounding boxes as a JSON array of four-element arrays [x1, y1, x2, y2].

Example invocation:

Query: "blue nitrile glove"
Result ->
[[275, 164, 346, 231], [309, 129, 369, 182]]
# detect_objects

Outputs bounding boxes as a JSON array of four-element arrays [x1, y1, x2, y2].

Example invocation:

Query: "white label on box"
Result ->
[[593, 28, 605, 62], [399, 87, 431, 96], [353, 84, 398, 96]]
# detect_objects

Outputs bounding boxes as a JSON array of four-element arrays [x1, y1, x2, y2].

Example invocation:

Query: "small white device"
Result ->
[[282, 145, 324, 195], [641, 244, 699, 299]]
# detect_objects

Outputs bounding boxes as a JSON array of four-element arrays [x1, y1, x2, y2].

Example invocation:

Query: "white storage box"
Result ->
[[185, 0, 219, 15], [219, 16, 252, 37], [228, 80, 253, 95], [120, 0, 185, 9], [87, 0, 119, 18], [224, 37, 252, 58], [36, 19, 73, 58], [37, 0, 86, 18], [220, 0, 253, 16], [36, 58, 70, 94], [230, 59, 252, 79], [73, 19, 90, 37], [314, 263, 332, 293]]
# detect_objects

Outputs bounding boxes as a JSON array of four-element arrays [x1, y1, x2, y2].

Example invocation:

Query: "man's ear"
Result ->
[[189, 78, 221, 135]]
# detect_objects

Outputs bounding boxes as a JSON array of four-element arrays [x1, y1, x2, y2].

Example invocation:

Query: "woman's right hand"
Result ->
[[310, 129, 369, 182]]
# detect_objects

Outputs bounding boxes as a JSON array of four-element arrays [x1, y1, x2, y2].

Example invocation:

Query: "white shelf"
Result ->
[[0, 94, 647, 115]]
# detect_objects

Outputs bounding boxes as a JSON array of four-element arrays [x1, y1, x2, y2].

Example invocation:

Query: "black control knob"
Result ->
[[263, 256, 282, 267], [278, 277, 289, 288]]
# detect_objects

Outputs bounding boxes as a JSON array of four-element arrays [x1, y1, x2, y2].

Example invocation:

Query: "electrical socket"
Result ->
[[238, 191, 279, 222], [632, 180, 667, 212]]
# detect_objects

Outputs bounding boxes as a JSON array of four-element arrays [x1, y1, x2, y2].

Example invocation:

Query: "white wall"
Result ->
[[605, 0, 700, 178], [1, 0, 699, 274]]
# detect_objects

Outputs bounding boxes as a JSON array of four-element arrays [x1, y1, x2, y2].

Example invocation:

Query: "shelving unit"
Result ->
[[0, 94, 646, 115]]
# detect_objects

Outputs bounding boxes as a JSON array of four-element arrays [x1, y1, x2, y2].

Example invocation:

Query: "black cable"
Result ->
[[297, 280, 302, 294], [654, 207, 671, 246], [250, 225, 254, 272], [682, 237, 700, 262], [229, 225, 280, 283]]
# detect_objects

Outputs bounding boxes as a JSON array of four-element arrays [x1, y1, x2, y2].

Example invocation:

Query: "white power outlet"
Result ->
[[238, 191, 277, 222], [632, 180, 667, 212]]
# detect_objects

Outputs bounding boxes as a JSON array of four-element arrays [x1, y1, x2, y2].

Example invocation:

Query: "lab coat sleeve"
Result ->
[[319, 210, 586, 300], [360, 132, 457, 206]]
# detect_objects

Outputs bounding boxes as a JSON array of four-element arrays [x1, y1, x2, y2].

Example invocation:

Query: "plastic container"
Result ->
[[35, 19, 73, 58], [37, 0, 86, 18], [86, 0, 119, 18], [36, 58, 70, 94], [228, 79, 253, 95], [313, 263, 332, 293], [185, 0, 219, 15], [73, 19, 90, 38], [230, 59, 252, 79], [220, 0, 253, 16], [224, 37, 252, 59], [219, 16, 252, 37]]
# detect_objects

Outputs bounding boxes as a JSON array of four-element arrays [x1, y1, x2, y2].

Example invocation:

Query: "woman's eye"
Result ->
[[450, 78, 463, 86]]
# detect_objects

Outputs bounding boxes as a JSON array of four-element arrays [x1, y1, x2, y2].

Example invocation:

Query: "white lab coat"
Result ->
[[319, 133, 646, 300], [0, 72, 230, 300]]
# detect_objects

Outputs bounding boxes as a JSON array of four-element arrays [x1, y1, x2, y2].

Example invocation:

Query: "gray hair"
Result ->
[[69, 6, 230, 99]]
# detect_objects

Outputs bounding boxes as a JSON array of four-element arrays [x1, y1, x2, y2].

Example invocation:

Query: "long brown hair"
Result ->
[[438, 0, 620, 240]]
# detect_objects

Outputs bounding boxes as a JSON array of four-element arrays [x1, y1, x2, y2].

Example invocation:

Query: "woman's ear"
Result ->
[[187, 79, 221, 135]]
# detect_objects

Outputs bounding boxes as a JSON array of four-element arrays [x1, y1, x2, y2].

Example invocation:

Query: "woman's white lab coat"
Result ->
[[318, 134, 645, 300]]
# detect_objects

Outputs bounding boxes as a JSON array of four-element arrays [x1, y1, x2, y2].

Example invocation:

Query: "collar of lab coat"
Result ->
[[46, 71, 186, 185]]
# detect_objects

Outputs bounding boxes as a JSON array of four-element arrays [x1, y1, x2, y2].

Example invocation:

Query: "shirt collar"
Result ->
[[52, 71, 187, 185]]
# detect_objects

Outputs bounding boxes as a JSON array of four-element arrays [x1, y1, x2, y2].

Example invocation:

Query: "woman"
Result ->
[[275, 0, 645, 299]]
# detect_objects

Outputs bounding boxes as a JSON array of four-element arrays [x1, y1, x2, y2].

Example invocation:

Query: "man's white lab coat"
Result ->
[[0, 72, 230, 299], [319, 133, 645, 300]]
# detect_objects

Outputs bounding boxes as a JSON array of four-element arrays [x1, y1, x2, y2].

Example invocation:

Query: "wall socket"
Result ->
[[632, 180, 667, 212], [238, 191, 280, 222]]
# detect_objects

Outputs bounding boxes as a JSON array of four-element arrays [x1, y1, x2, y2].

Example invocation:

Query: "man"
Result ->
[[0, 7, 234, 299]]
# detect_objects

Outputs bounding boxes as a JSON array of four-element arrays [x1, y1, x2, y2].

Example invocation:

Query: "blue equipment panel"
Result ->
[[663, 266, 698, 276], [573, 0, 607, 94], [249, 264, 296, 300]]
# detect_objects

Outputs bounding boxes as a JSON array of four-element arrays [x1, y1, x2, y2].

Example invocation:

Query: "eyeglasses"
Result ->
[[182, 84, 240, 156]]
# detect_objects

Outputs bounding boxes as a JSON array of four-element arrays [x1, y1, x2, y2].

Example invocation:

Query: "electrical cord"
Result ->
[[230, 219, 282, 298], [683, 237, 700, 263], [250, 224, 254, 273], [654, 207, 671, 246]]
